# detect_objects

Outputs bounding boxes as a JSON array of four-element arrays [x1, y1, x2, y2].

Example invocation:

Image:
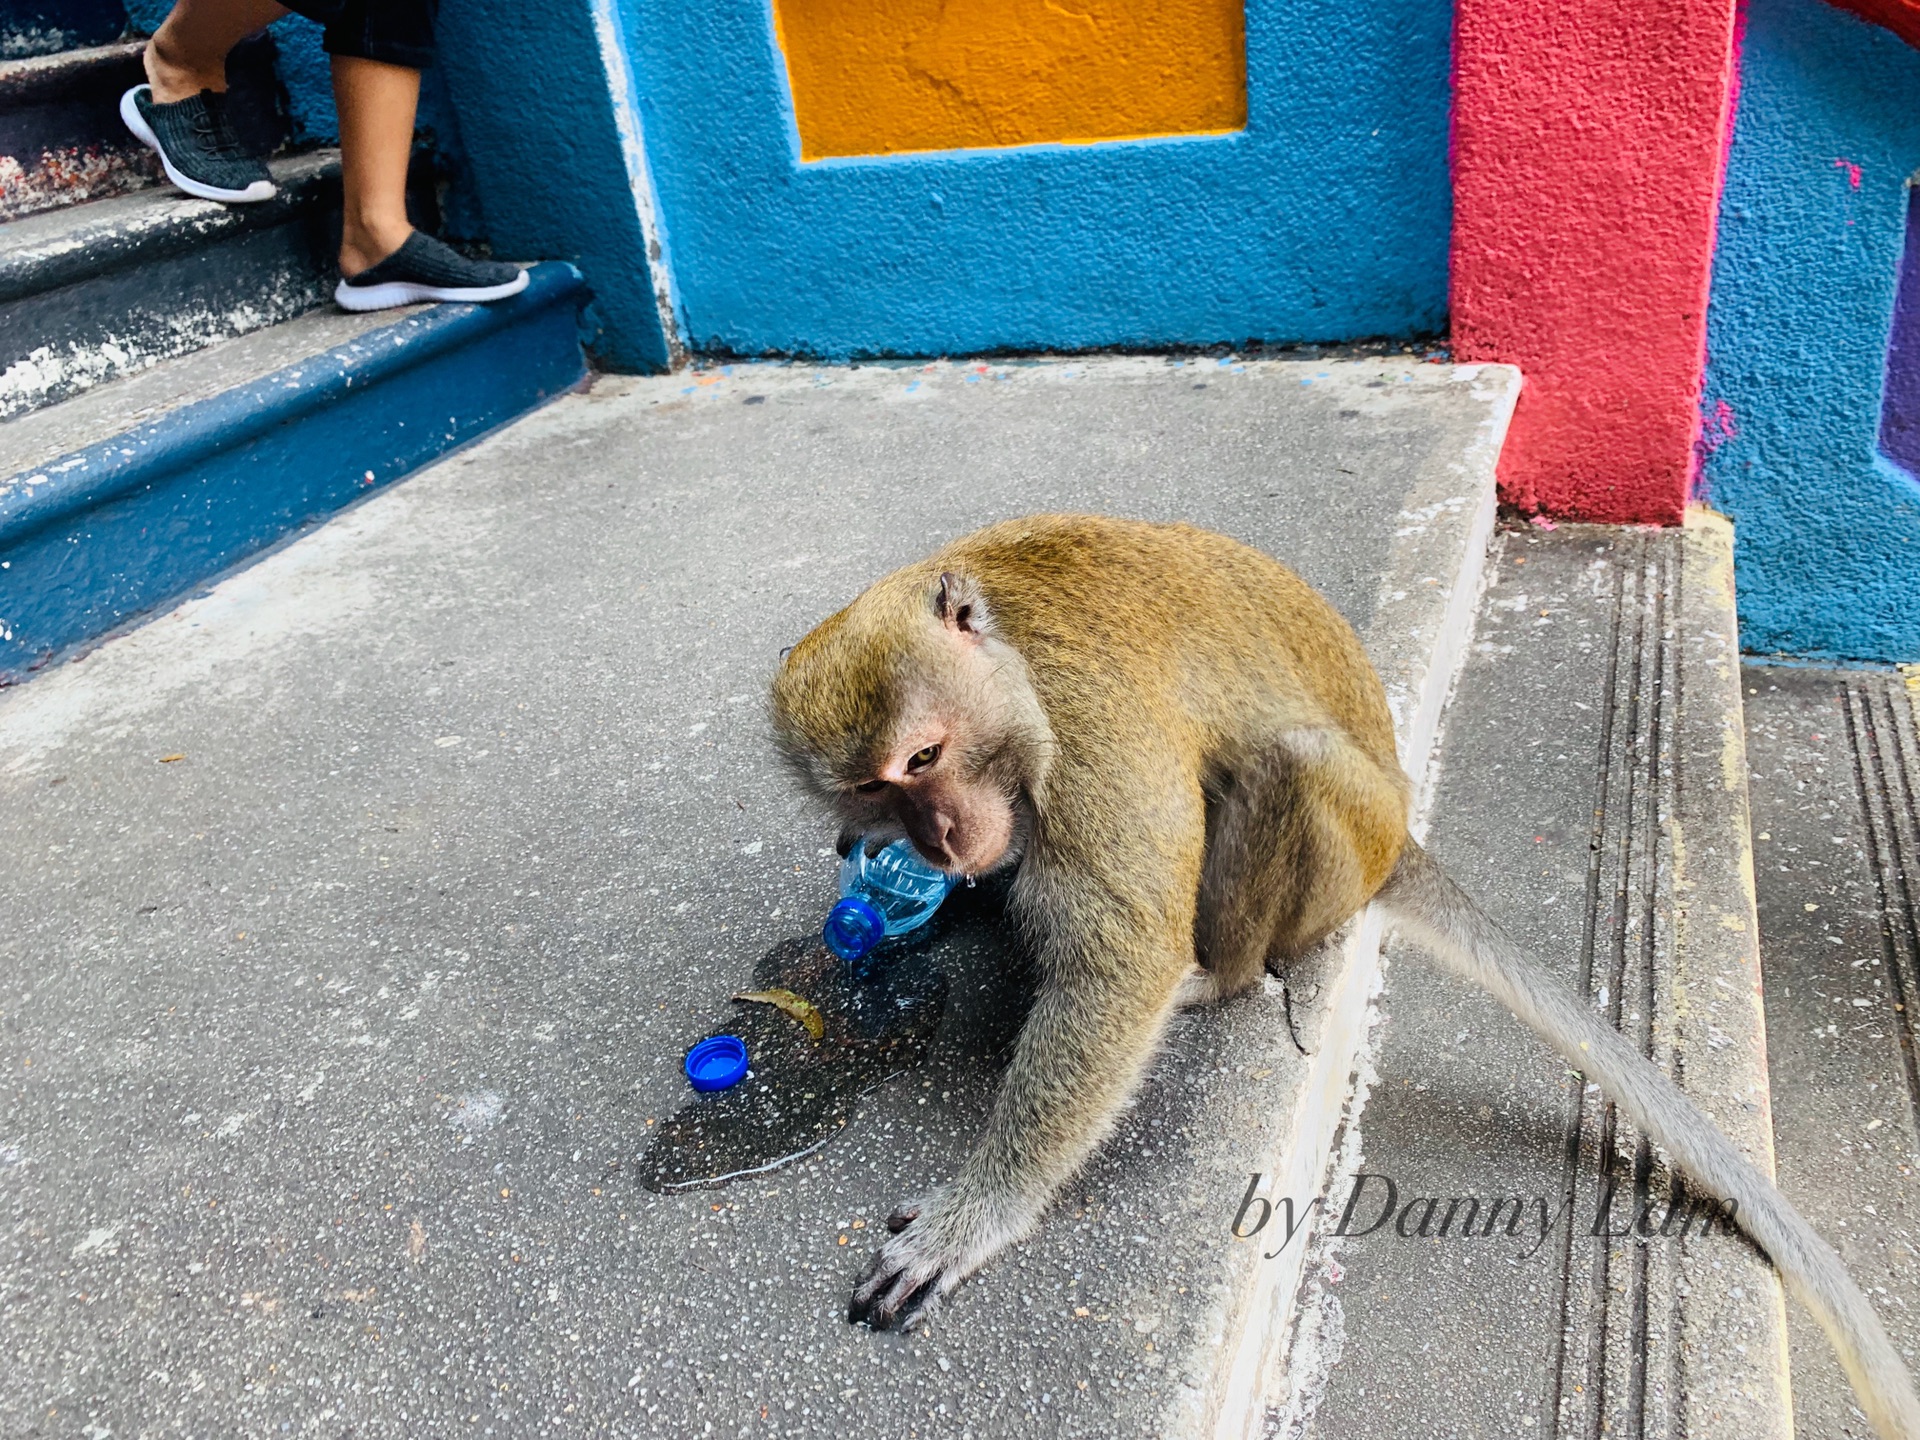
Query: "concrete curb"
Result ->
[[1662, 508, 1795, 1436], [1183, 362, 1523, 1440], [0, 261, 590, 682]]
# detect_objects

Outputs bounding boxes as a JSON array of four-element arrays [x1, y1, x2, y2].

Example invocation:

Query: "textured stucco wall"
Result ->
[[1451, 0, 1741, 524], [772, 0, 1246, 159], [1700, 0, 1920, 662], [619, 0, 1451, 357], [434, 0, 670, 371]]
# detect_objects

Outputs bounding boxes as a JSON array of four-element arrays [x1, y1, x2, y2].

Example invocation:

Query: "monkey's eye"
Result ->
[[905, 744, 941, 774], [854, 779, 888, 794]]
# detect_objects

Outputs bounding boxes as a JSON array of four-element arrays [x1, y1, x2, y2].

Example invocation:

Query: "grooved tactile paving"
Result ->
[[1281, 519, 1789, 1440], [1746, 665, 1920, 1440]]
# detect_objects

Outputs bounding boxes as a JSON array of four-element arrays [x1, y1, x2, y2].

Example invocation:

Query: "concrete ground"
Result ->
[[0, 355, 1515, 1438], [1743, 666, 1920, 1439]]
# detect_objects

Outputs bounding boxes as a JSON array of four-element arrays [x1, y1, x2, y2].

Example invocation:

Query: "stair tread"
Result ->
[[1282, 516, 1789, 1440], [0, 39, 145, 102], [1745, 666, 1920, 1440], [0, 297, 428, 481], [0, 148, 338, 297]]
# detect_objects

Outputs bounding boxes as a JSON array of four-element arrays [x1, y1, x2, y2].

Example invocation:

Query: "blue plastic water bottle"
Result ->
[[822, 838, 960, 964]]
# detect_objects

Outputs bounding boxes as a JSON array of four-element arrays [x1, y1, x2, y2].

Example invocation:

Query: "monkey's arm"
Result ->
[[849, 871, 1196, 1330]]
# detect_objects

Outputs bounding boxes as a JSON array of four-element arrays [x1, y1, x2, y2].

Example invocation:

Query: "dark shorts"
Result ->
[[279, 0, 437, 71]]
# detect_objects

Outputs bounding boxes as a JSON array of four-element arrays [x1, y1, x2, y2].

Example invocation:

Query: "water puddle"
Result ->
[[639, 931, 948, 1192]]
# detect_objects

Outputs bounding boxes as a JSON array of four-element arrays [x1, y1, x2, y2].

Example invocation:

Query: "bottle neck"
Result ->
[[823, 895, 886, 962]]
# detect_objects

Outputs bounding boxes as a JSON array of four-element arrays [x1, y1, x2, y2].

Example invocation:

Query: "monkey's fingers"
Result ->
[[859, 1265, 941, 1330], [891, 1281, 944, 1332], [848, 1244, 900, 1323], [848, 1239, 945, 1330]]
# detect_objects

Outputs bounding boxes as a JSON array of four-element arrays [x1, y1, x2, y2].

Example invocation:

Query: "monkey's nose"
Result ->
[[908, 813, 958, 870]]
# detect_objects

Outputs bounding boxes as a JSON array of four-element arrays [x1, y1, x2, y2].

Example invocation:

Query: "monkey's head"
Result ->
[[770, 568, 1053, 876]]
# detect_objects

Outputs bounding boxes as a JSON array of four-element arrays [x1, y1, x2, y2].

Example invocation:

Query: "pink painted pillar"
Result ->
[[1451, 0, 1743, 523]]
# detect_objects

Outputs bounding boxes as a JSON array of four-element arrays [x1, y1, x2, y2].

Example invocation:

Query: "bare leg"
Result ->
[[145, 0, 288, 103], [332, 56, 421, 277]]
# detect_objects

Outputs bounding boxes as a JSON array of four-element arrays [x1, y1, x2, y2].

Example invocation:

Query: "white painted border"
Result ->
[[587, 0, 687, 368]]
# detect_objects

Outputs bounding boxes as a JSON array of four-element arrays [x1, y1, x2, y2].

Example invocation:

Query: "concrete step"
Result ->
[[0, 260, 590, 682], [0, 147, 340, 420], [1279, 517, 1794, 1440], [0, 36, 284, 223], [1744, 664, 1920, 1438], [2, 0, 124, 62], [0, 353, 1517, 1437]]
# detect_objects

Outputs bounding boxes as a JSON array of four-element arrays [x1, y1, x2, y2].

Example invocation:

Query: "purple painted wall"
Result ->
[[1884, 185, 1920, 479]]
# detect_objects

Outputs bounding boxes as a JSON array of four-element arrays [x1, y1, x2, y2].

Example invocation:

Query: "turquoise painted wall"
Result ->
[[616, 0, 1453, 357], [1700, 0, 1920, 662]]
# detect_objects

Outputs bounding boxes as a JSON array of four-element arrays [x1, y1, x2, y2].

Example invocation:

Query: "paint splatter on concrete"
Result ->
[[0, 146, 162, 223]]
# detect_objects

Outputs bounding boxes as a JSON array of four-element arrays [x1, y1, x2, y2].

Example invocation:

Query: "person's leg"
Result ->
[[325, 0, 526, 310], [331, 56, 419, 277], [144, 0, 288, 103]]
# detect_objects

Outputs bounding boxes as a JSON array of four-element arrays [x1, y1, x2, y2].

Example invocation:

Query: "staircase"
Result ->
[[0, 14, 590, 684], [1271, 527, 1920, 1440]]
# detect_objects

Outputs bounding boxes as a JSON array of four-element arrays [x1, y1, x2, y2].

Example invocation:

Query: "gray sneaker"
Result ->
[[120, 84, 275, 204], [335, 232, 530, 312]]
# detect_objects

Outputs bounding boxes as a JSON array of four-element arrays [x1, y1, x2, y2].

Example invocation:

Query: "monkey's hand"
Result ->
[[847, 1179, 1044, 1330], [848, 931, 1191, 1330]]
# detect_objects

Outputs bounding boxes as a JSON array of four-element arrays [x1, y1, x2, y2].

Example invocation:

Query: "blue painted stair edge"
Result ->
[[0, 260, 590, 683]]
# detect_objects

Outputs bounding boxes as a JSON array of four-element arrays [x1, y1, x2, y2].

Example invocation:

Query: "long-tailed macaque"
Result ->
[[769, 514, 1919, 1440]]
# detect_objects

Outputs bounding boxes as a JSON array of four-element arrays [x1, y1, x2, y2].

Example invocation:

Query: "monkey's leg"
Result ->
[[1193, 734, 1407, 1002], [849, 882, 1196, 1330]]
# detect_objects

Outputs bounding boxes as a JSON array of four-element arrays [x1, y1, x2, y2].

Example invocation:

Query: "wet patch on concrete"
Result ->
[[641, 931, 950, 1193]]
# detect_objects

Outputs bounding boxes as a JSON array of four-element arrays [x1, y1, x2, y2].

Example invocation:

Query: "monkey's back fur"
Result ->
[[778, 514, 1408, 961]]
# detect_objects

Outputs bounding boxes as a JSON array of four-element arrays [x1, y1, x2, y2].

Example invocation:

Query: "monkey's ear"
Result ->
[[934, 571, 991, 637]]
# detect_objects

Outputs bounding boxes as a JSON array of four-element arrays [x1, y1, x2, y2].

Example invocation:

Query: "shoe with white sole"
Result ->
[[335, 233, 531, 312], [120, 84, 276, 204]]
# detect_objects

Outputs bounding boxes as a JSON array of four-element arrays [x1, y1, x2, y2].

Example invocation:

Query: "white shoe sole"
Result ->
[[333, 269, 532, 313], [119, 86, 276, 204]]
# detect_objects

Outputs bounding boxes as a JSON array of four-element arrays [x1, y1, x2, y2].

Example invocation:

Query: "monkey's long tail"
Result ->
[[1377, 839, 1920, 1440]]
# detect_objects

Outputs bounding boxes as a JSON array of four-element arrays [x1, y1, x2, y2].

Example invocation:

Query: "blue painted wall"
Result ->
[[616, 0, 1452, 357], [435, 0, 672, 371], [1699, 0, 1920, 663]]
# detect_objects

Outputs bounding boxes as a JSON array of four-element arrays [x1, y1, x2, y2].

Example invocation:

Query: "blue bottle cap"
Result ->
[[684, 1034, 749, 1092], [823, 895, 886, 962]]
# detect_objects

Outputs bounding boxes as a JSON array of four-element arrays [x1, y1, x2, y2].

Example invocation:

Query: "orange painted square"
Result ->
[[771, 0, 1248, 161]]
